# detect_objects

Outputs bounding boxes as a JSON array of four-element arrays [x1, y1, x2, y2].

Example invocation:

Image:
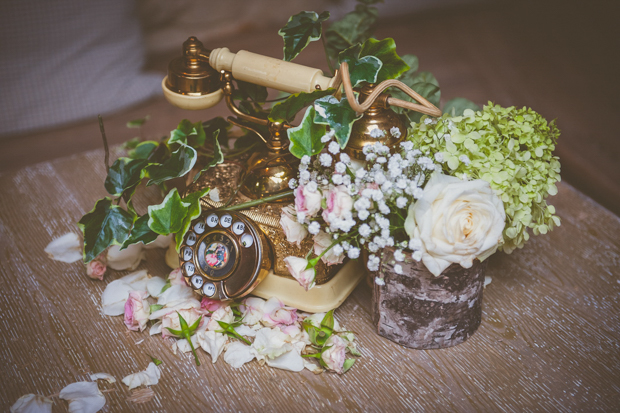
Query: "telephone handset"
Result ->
[[178, 210, 271, 300]]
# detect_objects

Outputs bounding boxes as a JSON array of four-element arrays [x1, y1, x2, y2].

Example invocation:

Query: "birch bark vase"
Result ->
[[371, 247, 487, 349]]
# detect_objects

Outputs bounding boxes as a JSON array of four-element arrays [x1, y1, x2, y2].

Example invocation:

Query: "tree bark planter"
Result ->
[[371, 247, 487, 349]]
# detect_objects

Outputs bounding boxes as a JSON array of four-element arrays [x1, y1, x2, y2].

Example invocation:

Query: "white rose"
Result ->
[[283, 256, 316, 291], [313, 231, 345, 266], [405, 172, 505, 276], [280, 205, 308, 247], [294, 184, 322, 219]]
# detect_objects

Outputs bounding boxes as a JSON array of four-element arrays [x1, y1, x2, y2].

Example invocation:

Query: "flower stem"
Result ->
[[217, 190, 294, 211]]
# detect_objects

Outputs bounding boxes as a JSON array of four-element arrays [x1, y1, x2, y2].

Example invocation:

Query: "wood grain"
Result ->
[[1, 148, 619, 411]]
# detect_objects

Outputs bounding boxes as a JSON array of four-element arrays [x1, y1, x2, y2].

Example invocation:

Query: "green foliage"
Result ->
[[174, 188, 210, 250], [216, 320, 251, 345], [78, 197, 135, 262], [145, 144, 197, 187], [287, 106, 328, 159], [279, 11, 330, 61], [120, 214, 159, 250], [148, 354, 163, 366], [409, 103, 562, 252], [235, 80, 268, 104], [128, 141, 158, 160], [324, 4, 378, 61], [313, 95, 361, 148], [443, 98, 481, 117], [126, 116, 150, 128], [338, 43, 382, 87], [192, 130, 224, 183], [147, 189, 189, 236], [104, 157, 148, 197], [165, 312, 202, 366], [269, 88, 334, 123], [202, 117, 232, 148], [169, 119, 206, 148], [359, 38, 410, 83]]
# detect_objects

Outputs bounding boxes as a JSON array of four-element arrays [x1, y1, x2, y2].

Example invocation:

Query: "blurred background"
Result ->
[[0, 0, 618, 214]]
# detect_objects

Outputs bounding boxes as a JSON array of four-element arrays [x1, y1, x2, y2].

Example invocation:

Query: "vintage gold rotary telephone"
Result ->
[[161, 37, 440, 312]]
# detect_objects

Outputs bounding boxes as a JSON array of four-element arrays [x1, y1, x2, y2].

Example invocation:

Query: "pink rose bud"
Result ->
[[321, 335, 347, 374], [86, 254, 107, 280], [283, 256, 316, 291], [124, 291, 150, 332], [294, 185, 322, 219]]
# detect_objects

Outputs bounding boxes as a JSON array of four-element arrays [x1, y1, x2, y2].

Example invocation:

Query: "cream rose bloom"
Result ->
[[405, 172, 505, 276], [280, 205, 308, 247]]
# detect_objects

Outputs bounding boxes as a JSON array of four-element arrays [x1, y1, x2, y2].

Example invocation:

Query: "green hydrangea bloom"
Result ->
[[408, 103, 561, 253]]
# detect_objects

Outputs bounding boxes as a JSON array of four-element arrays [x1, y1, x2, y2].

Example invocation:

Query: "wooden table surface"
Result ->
[[1, 148, 619, 412]]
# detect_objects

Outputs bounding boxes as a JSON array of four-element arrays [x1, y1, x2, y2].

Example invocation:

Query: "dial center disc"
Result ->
[[205, 241, 230, 269]]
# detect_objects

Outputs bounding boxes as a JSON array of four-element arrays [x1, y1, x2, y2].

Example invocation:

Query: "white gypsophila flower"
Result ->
[[409, 238, 422, 250], [339, 153, 350, 164], [332, 244, 344, 256], [371, 190, 383, 202], [367, 255, 380, 271], [394, 249, 405, 261], [306, 181, 318, 192], [396, 196, 408, 209], [379, 203, 390, 214], [459, 154, 471, 166], [354, 197, 371, 211], [376, 156, 387, 164], [424, 117, 436, 125], [368, 242, 379, 252], [390, 126, 401, 138], [369, 128, 385, 139], [412, 250, 423, 261], [320, 129, 336, 143], [374, 277, 385, 286], [328, 141, 340, 154], [400, 141, 413, 151], [308, 221, 321, 235], [394, 264, 403, 274], [355, 168, 367, 179], [396, 178, 408, 190], [300, 170, 310, 182], [297, 211, 306, 224], [348, 247, 360, 259], [321, 179, 329, 186], [413, 187, 424, 199], [386, 237, 395, 247], [434, 152, 444, 163], [365, 153, 377, 162], [359, 224, 371, 238], [301, 155, 311, 165], [332, 174, 343, 185], [381, 181, 392, 193], [374, 171, 386, 185], [342, 175, 352, 186], [376, 216, 390, 230], [288, 178, 298, 189], [335, 162, 346, 174], [319, 153, 332, 167], [341, 240, 350, 250], [357, 210, 369, 220]]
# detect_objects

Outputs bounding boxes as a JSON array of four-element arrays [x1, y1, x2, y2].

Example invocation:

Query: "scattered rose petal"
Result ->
[[224, 341, 255, 368], [262, 297, 298, 328], [106, 244, 145, 271], [45, 233, 82, 263], [167, 268, 186, 286], [234, 325, 257, 337], [196, 331, 228, 363], [251, 328, 291, 361], [149, 321, 162, 336], [146, 277, 167, 298], [157, 284, 195, 307], [238, 297, 265, 326], [209, 188, 220, 202], [206, 306, 234, 331], [126, 388, 155, 404], [149, 299, 201, 321], [122, 363, 160, 390], [161, 307, 204, 339], [10, 394, 52, 413], [175, 335, 199, 353], [303, 359, 323, 374], [484, 276, 492, 287], [265, 349, 304, 372], [89, 373, 116, 384], [59, 381, 106, 413], [101, 270, 150, 316], [143, 234, 173, 250], [200, 297, 225, 312]]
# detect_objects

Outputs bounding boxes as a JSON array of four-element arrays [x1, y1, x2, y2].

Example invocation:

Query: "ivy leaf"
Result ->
[[169, 119, 206, 148], [126, 116, 150, 128], [174, 187, 210, 250], [121, 137, 140, 150], [235, 80, 268, 104], [203, 117, 232, 148], [359, 38, 410, 82], [313, 95, 362, 148], [120, 214, 159, 250], [145, 144, 197, 186], [443, 98, 480, 117], [192, 130, 224, 183], [78, 197, 135, 262], [325, 4, 378, 61], [287, 106, 327, 159], [269, 88, 334, 123], [147, 189, 190, 235], [279, 11, 330, 61], [104, 157, 148, 197], [400, 54, 419, 73], [128, 141, 158, 160], [338, 44, 382, 87]]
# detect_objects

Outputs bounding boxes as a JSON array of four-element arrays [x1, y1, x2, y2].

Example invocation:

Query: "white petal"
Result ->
[[59, 382, 106, 413], [122, 363, 160, 390], [148, 299, 201, 320], [175, 335, 199, 353], [45, 233, 82, 263], [146, 277, 167, 298], [107, 244, 145, 271], [224, 341, 255, 368], [196, 331, 227, 363], [149, 321, 162, 335], [157, 284, 195, 307], [101, 270, 150, 316], [262, 296, 284, 315], [89, 373, 116, 383], [484, 276, 492, 287], [143, 234, 173, 250], [234, 325, 257, 337], [10, 394, 53, 413], [265, 350, 304, 372], [303, 359, 322, 373]]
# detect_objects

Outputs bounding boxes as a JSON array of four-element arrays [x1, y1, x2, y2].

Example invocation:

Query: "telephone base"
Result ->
[[251, 260, 365, 313]]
